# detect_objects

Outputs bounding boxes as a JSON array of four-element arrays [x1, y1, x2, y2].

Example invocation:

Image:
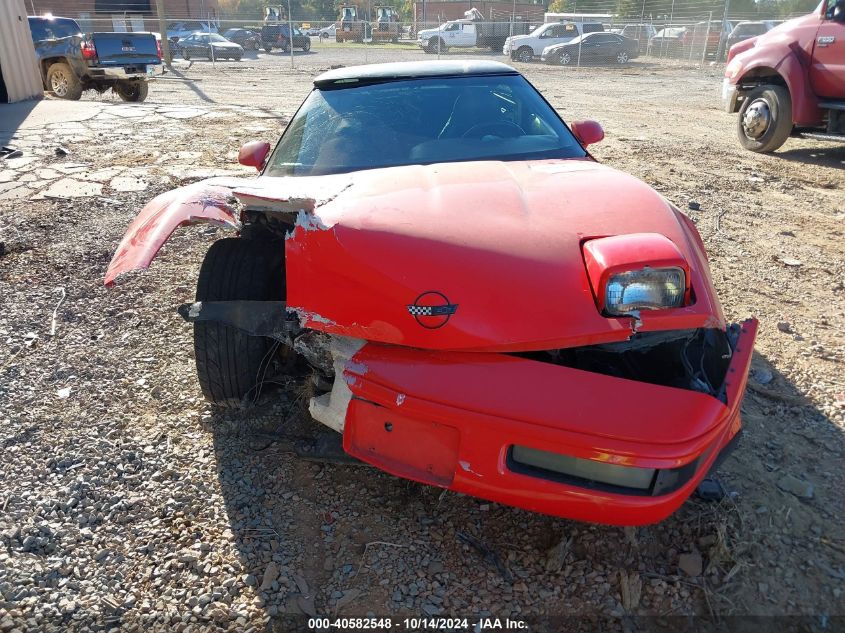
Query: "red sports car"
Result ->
[[105, 61, 757, 526]]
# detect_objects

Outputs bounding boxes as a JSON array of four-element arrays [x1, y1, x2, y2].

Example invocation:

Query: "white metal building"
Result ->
[[0, 0, 43, 103]]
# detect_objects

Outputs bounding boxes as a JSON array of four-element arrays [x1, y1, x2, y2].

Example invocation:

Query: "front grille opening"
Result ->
[[507, 445, 706, 497], [514, 328, 733, 399]]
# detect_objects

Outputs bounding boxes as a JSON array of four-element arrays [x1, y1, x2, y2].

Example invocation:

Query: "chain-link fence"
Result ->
[[57, 1, 810, 73]]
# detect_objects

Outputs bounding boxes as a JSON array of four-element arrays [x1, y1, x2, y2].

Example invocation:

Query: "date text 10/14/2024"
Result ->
[[308, 618, 529, 630]]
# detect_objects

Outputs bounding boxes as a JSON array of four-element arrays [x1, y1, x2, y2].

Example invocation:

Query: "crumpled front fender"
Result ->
[[104, 179, 245, 287]]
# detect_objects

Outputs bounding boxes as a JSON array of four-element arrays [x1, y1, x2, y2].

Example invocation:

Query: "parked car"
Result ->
[[620, 23, 657, 53], [725, 20, 775, 51], [503, 21, 587, 63], [542, 32, 640, 65], [28, 15, 161, 102], [105, 60, 758, 526], [723, 0, 845, 152], [222, 27, 261, 50], [180, 33, 244, 60], [166, 21, 217, 40], [687, 19, 734, 60], [261, 23, 311, 52], [318, 24, 337, 40], [649, 27, 688, 56]]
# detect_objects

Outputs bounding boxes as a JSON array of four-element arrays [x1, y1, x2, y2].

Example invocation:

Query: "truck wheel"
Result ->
[[515, 46, 533, 63], [737, 84, 793, 153], [194, 238, 289, 407], [114, 81, 149, 103], [436, 38, 448, 53], [302, 39, 311, 52], [47, 63, 82, 100]]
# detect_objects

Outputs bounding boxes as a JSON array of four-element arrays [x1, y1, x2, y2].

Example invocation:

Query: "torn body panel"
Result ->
[[104, 179, 247, 286], [340, 319, 757, 525]]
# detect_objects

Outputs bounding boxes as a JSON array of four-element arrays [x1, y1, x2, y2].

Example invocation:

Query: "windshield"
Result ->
[[266, 75, 586, 177]]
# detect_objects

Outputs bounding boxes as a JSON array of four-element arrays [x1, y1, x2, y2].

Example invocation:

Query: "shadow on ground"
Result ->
[[0, 98, 39, 147]]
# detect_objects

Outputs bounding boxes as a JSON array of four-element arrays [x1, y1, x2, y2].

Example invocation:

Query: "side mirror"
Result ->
[[238, 141, 271, 171], [570, 120, 605, 147], [828, 0, 845, 21]]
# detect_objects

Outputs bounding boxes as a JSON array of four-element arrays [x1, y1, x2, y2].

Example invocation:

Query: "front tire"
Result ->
[[47, 62, 82, 100], [302, 39, 311, 52], [737, 84, 792, 153], [616, 51, 630, 64], [194, 238, 288, 407], [515, 46, 533, 63], [558, 50, 572, 65], [114, 81, 148, 102]]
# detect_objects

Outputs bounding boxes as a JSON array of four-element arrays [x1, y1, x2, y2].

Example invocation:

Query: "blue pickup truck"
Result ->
[[28, 16, 162, 102]]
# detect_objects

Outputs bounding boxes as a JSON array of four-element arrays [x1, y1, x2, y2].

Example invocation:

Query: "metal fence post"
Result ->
[[702, 10, 711, 65]]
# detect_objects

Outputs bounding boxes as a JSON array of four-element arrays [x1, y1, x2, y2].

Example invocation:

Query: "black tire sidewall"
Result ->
[[193, 238, 286, 407], [737, 85, 793, 153], [47, 62, 82, 100]]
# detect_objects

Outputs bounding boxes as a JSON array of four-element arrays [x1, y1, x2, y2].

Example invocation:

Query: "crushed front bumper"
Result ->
[[341, 320, 757, 525]]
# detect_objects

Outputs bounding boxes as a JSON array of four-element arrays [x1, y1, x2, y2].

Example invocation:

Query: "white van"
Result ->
[[503, 21, 603, 62]]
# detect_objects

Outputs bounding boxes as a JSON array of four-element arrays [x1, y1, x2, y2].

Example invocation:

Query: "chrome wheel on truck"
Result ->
[[737, 84, 793, 153]]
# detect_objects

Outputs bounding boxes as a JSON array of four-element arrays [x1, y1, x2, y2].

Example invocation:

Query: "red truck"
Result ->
[[722, 0, 845, 152]]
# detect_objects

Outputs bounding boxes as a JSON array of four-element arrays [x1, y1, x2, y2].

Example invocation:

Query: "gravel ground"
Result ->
[[1, 47, 843, 631]]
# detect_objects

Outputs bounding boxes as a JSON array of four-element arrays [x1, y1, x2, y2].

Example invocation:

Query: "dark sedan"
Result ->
[[180, 33, 244, 61], [222, 27, 261, 50], [542, 33, 640, 65]]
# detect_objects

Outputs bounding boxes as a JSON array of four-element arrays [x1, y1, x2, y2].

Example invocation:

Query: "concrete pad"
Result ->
[[80, 167, 124, 182], [157, 107, 208, 119], [3, 156, 36, 170], [109, 105, 156, 119], [4, 100, 104, 133], [40, 178, 103, 198], [0, 170, 16, 183], [110, 176, 148, 192], [53, 163, 91, 175], [0, 182, 23, 193], [0, 186, 32, 201], [35, 168, 60, 180]]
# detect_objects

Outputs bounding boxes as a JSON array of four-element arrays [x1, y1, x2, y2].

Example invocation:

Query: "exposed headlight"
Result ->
[[605, 267, 685, 315]]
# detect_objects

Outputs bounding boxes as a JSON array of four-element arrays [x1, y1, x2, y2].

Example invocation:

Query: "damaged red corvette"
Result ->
[[105, 61, 757, 526]]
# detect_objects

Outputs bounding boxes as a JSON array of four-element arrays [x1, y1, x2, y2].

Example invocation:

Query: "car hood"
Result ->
[[417, 28, 439, 38], [233, 159, 724, 351]]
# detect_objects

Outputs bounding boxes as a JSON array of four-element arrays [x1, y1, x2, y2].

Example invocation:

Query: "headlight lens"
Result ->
[[605, 266, 685, 315]]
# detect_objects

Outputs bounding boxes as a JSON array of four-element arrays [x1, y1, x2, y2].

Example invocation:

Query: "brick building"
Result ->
[[24, 0, 220, 33]]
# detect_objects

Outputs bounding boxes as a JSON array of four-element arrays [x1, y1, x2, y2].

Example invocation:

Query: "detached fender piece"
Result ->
[[104, 180, 245, 286]]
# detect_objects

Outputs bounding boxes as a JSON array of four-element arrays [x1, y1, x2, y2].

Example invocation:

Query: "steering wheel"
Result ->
[[461, 121, 525, 139]]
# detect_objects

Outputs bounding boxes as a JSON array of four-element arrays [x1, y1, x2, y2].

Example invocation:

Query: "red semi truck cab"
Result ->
[[722, 0, 845, 152]]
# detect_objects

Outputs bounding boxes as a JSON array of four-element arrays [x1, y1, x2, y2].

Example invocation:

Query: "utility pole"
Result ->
[[156, 0, 172, 66], [717, 0, 731, 61], [288, 0, 294, 69]]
